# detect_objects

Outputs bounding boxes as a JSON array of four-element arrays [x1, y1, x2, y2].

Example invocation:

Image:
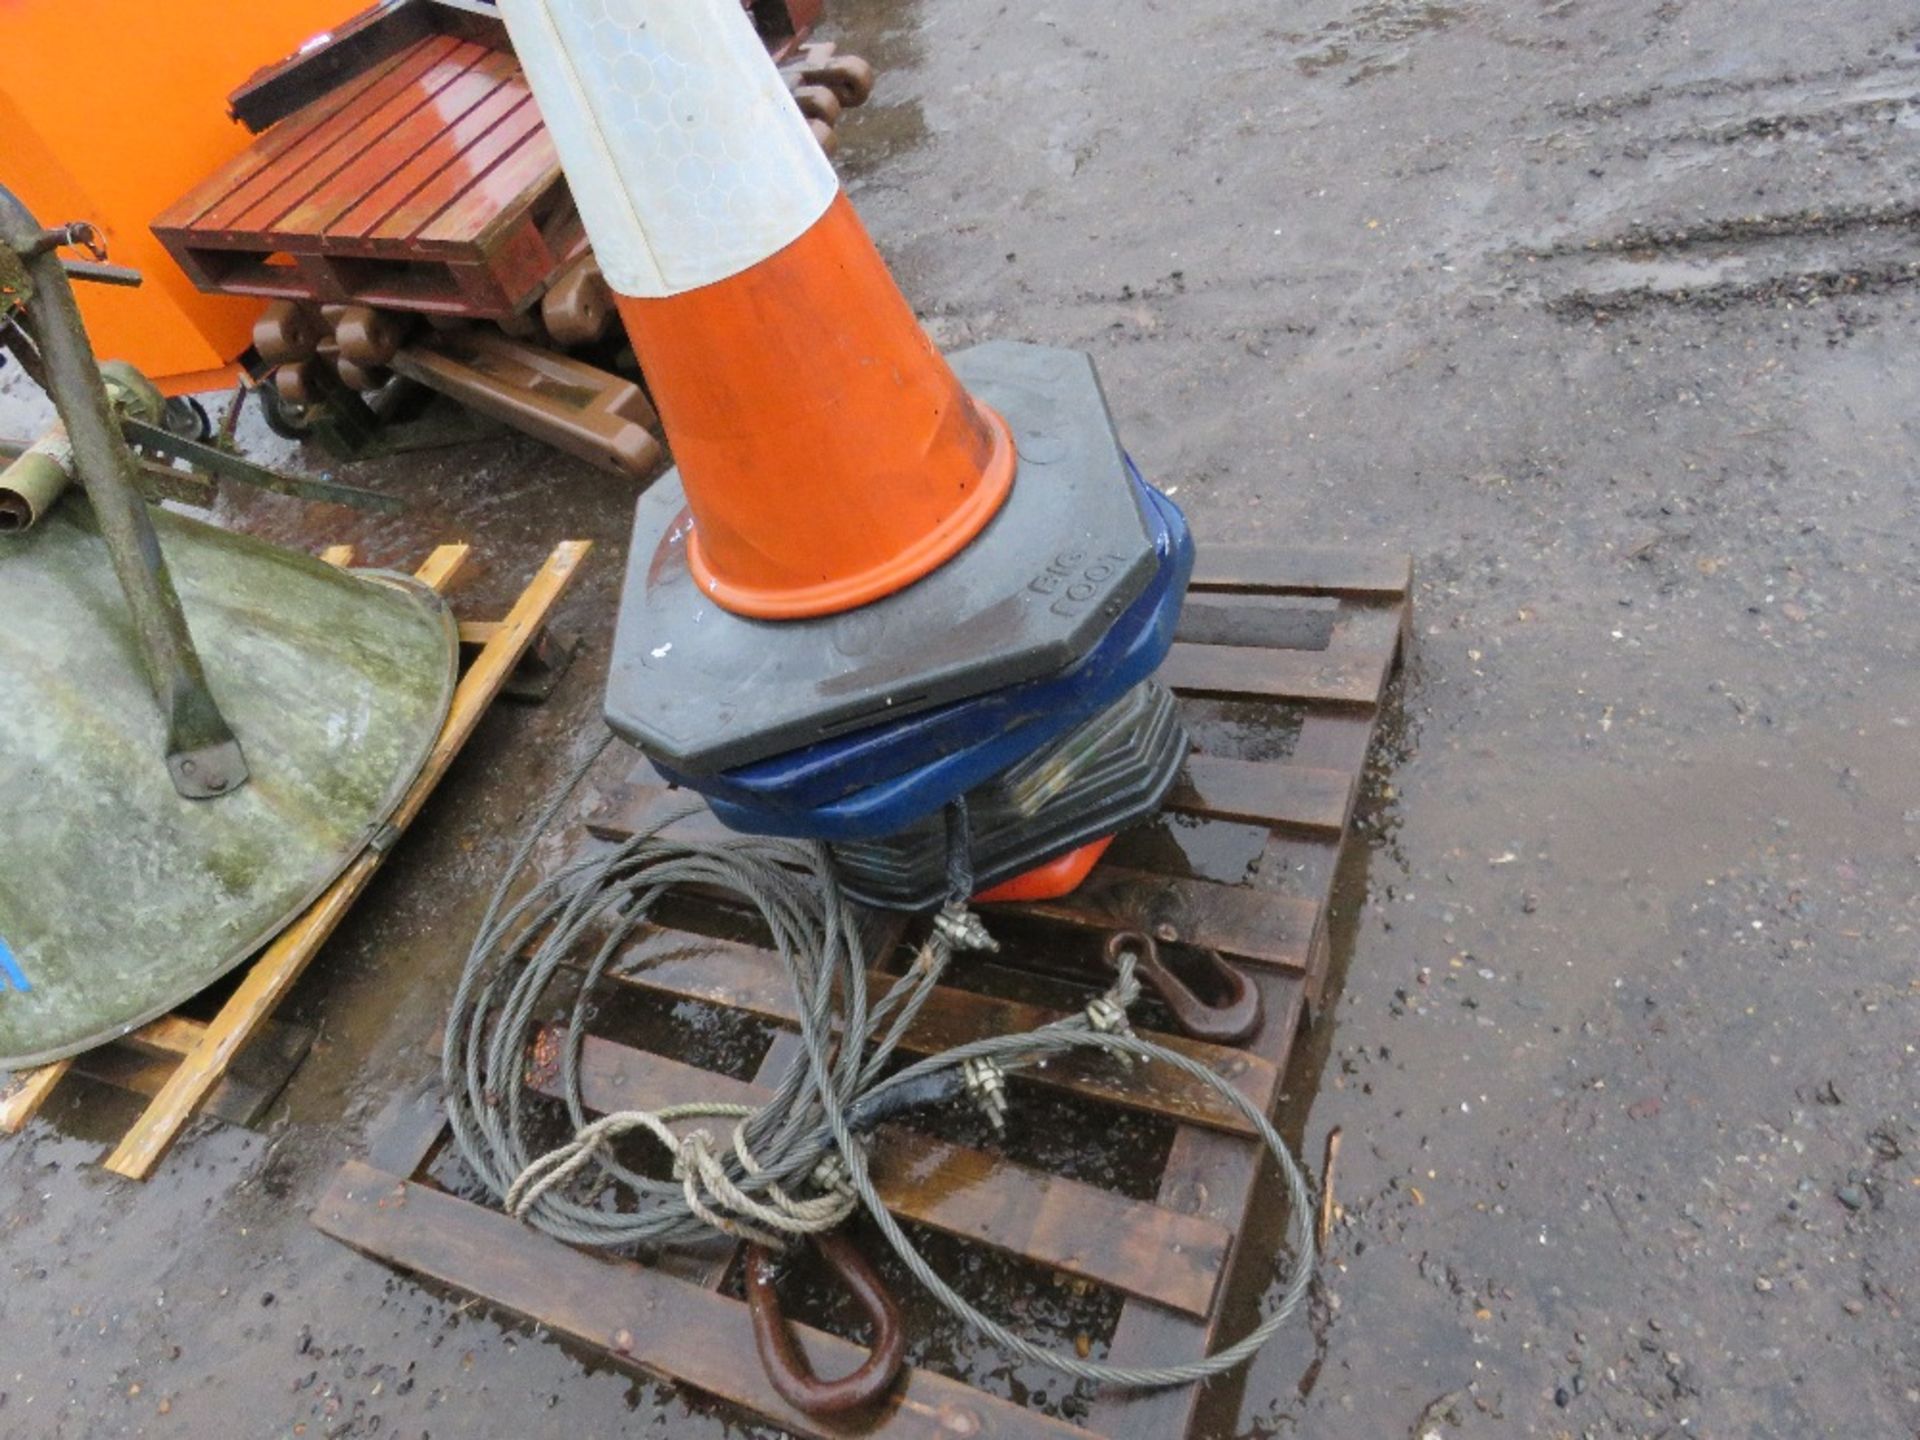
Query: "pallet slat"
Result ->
[[611, 930, 1278, 1135], [332, 85, 534, 244], [1086, 972, 1308, 1436], [224, 43, 493, 240], [316, 1161, 1087, 1440], [367, 97, 549, 244], [271, 52, 524, 243], [0, 1060, 71, 1133], [1166, 754, 1356, 835], [1162, 633, 1392, 707], [417, 129, 562, 247], [547, 1031, 1234, 1317], [190, 36, 470, 235], [1174, 593, 1338, 650], [1008, 866, 1317, 971], [1190, 545, 1413, 598]]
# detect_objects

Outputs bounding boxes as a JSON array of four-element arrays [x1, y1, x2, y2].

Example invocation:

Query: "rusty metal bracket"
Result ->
[[0, 182, 247, 800]]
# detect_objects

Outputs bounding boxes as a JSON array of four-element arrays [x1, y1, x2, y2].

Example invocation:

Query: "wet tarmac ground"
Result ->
[[4, 0, 1919, 1436]]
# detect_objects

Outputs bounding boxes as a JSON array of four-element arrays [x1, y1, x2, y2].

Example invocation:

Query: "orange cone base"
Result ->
[[684, 403, 1017, 619], [974, 835, 1115, 905]]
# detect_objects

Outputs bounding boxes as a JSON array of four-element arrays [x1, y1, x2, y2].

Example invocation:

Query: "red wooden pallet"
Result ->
[[153, 32, 579, 319], [312, 543, 1413, 1438]]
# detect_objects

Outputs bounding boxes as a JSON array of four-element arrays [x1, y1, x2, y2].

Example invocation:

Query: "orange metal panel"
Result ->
[[0, 0, 366, 387]]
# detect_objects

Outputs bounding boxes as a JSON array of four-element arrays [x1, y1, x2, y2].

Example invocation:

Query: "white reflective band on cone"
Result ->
[[498, 0, 839, 299]]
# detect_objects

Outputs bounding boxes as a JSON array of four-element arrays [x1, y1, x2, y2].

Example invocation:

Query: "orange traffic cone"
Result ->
[[500, 0, 1014, 619]]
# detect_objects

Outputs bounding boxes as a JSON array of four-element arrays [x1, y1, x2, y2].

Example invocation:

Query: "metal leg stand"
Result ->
[[0, 183, 247, 799]]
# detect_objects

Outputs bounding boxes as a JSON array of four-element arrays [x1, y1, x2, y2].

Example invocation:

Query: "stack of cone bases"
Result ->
[[499, 0, 1193, 909]]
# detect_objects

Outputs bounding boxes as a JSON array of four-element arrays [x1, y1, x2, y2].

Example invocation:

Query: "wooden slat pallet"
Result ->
[[152, 26, 872, 322], [153, 30, 577, 319], [0, 539, 590, 1178], [311, 543, 1412, 1438]]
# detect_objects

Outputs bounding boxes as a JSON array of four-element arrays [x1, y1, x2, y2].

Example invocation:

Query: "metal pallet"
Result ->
[[311, 542, 1412, 1438]]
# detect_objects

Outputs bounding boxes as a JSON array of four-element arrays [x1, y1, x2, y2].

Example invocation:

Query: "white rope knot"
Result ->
[[505, 1106, 856, 1250], [962, 1055, 1010, 1131]]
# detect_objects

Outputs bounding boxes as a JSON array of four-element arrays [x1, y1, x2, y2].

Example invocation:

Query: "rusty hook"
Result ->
[[1100, 929, 1263, 1046], [745, 1232, 907, 1418]]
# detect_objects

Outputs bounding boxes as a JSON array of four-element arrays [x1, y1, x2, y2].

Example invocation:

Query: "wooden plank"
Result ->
[[1189, 545, 1413, 599], [1087, 971, 1309, 1439], [315, 1161, 1085, 1440], [611, 931, 1277, 1135], [330, 83, 535, 245], [318, 544, 357, 567], [272, 54, 524, 243], [1088, 627, 1408, 1433], [1175, 594, 1338, 651], [219, 41, 492, 240], [549, 1031, 1234, 1317], [102, 541, 590, 1179], [1007, 866, 1317, 971], [411, 543, 472, 593], [0, 1061, 71, 1133], [72, 1016, 313, 1128], [365, 1083, 456, 1179], [417, 128, 561, 247], [1162, 632, 1391, 708], [192, 36, 468, 234], [1167, 754, 1355, 836], [368, 99, 547, 244], [153, 45, 422, 231]]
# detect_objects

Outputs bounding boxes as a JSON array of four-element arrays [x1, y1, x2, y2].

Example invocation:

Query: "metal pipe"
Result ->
[[0, 182, 247, 799]]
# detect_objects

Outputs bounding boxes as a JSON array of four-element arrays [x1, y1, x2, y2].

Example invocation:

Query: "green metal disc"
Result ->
[[0, 503, 456, 1069]]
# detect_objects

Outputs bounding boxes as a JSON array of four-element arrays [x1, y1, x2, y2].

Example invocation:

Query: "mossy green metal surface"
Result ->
[[0, 503, 456, 1068]]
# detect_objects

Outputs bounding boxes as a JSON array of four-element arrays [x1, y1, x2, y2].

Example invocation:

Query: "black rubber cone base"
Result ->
[[606, 342, 1158, 774]]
